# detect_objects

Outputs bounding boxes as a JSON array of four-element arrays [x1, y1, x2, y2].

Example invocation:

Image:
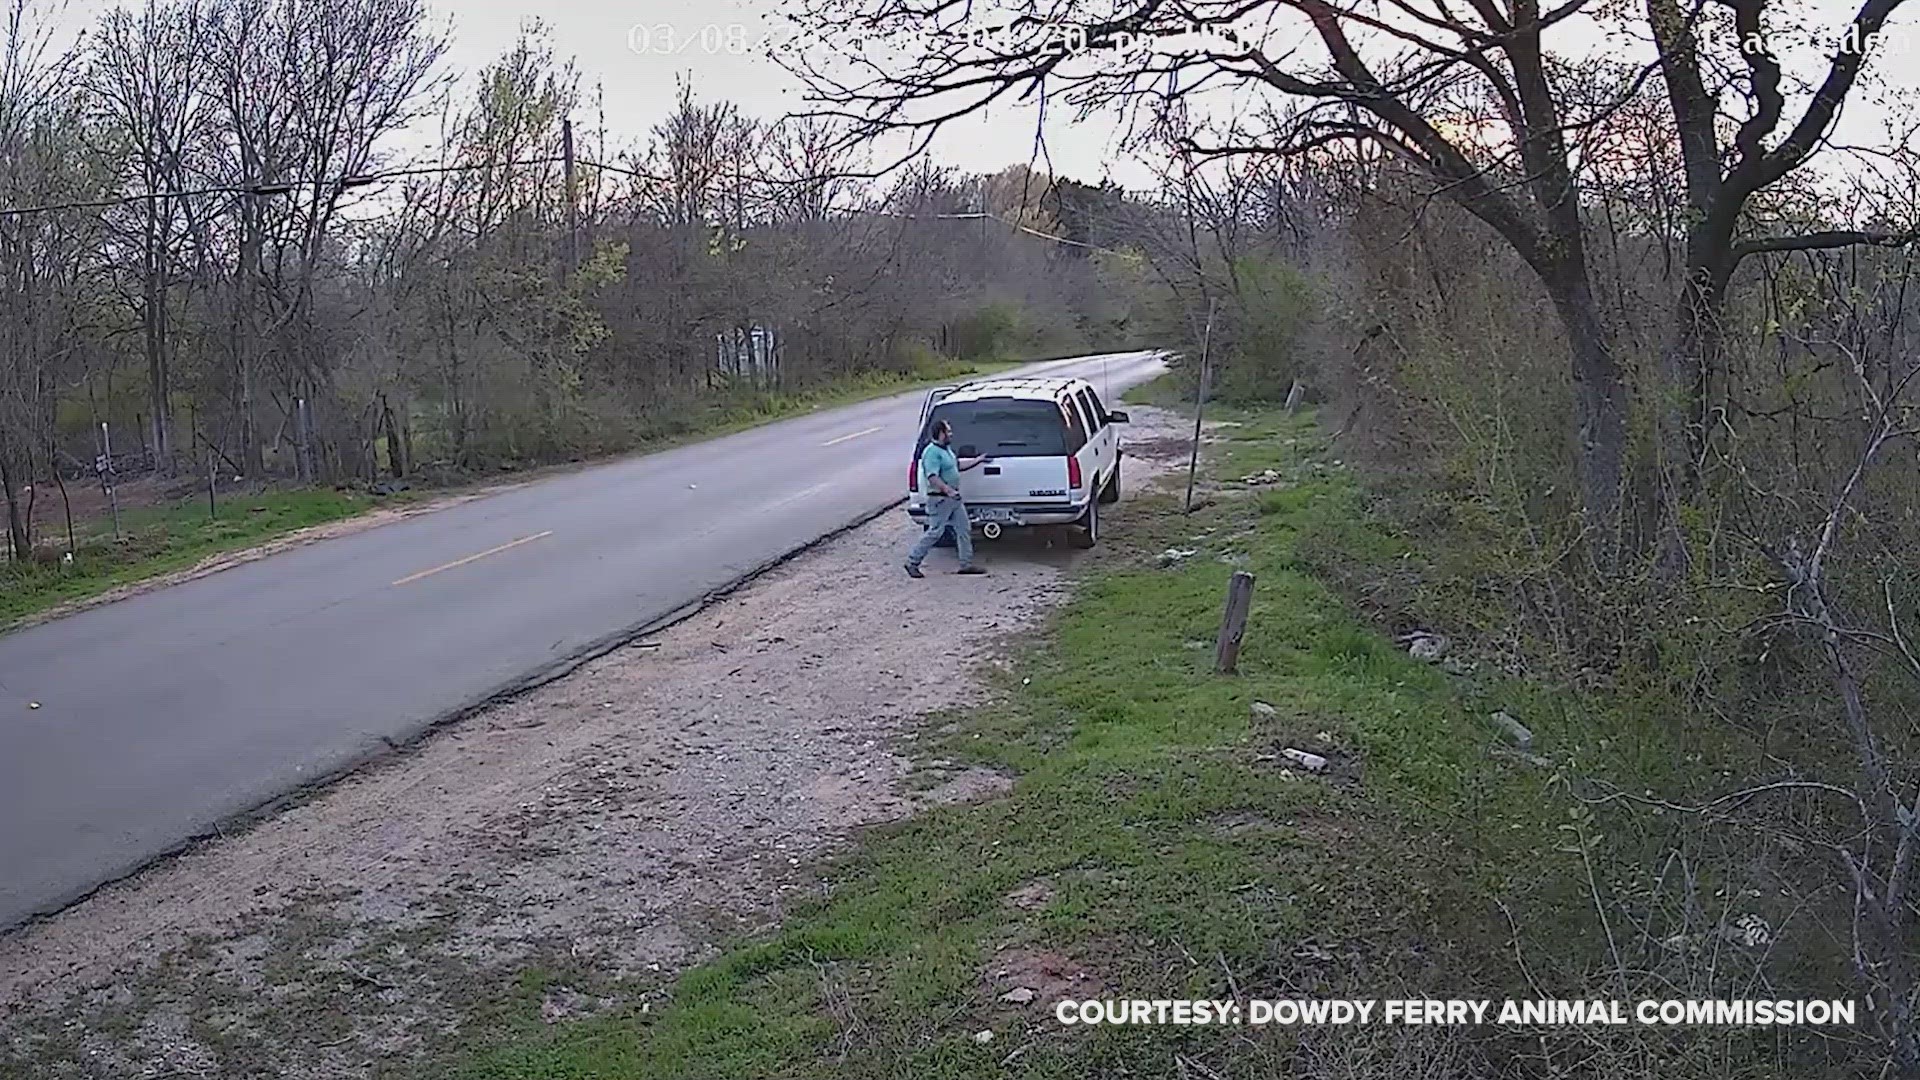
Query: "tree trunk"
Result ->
[[383, 394, 408, 479], [236, 200, 265, 478], [144, 202, 172, 473], [1545, 271, 1629, 566], [1654, 252, 1735, 578], [52, 443, 75, 555], [0, 451, 28, 562]]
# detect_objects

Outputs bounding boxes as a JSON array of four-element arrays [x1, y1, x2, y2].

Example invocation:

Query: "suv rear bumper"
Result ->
[[907, 500, 1088, 528]]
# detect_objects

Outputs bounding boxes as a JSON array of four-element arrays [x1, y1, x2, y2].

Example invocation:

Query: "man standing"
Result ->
[[906, 418, 989, 578]]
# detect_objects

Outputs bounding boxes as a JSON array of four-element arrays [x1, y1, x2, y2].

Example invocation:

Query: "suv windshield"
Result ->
[[925, 398, 1068, 457]]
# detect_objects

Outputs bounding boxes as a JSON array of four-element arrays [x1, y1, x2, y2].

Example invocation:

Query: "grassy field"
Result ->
[[431, 384, 1824, 1079], [0, 488, 390, 628], [0, 361, 1012, 631]]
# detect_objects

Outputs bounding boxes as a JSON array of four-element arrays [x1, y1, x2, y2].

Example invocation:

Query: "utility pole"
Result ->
[[1183, 296, 1218, 514], [562, 118, 579, 274]]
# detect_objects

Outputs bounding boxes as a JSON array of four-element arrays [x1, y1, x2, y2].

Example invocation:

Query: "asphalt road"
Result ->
[[0, 350, 1166, 930]]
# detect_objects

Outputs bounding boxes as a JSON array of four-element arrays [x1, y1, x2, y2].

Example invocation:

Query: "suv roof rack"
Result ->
[[945, 376, 1078, 398]]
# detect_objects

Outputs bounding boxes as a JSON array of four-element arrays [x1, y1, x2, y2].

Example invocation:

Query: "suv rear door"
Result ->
[[926, 397, 1076, 509], [1072, 387, 1112, 489]]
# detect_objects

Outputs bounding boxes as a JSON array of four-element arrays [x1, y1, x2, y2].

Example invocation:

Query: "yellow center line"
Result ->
[[391, 530, 554, 587], [765, 480, 834, 510], [821, 425, 883, 446]]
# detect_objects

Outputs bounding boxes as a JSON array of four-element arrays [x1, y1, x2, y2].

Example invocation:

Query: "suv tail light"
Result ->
[[1068, 455, 1083, 490], [908, 458, 919, 492]]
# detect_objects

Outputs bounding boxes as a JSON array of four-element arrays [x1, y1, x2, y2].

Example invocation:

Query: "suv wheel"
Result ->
[[1098, 457, 1121, 504], [1074, 497, 1099, 548]]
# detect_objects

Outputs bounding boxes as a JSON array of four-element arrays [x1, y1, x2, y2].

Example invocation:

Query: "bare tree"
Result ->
[[780, 0, 1915, 564], [0, 0, 87, 560], [87, 0, 211, 472]]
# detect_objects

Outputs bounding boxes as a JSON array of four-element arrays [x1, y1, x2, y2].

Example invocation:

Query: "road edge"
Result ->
[[1, 496, 913, 935], [1, 355, 1109, 636]]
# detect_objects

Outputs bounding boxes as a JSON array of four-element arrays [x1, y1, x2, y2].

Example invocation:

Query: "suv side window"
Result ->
[[1085, 387, 1110, 426], [1077, 389, 1104, 431], [1060, 397, 1088, 452]]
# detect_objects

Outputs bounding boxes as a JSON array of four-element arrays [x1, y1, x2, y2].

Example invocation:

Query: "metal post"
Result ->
[[1183, 296, 1218, 514], [99, 421, 121, 539], [1215, 570, 1255, 674], [205, 433, 217, 519], [296, 396, 314, 483]]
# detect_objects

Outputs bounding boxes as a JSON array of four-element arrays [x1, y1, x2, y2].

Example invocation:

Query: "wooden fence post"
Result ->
[[1215, 570, 1255, 674]]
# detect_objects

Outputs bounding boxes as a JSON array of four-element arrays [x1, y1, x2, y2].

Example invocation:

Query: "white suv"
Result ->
[[905, 376, 1130, 548]]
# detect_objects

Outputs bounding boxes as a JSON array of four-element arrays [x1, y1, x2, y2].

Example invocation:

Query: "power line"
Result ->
[[0, 153, 1128, 255], [0, 155, 569, 218], [856, 207, 1125, 255]]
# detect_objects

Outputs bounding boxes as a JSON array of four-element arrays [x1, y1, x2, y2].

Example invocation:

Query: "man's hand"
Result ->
[[959, 456, 990, 471]]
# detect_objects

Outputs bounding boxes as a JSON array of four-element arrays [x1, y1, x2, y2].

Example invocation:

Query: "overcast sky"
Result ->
[[39, 0, 1920, 194], [448, 0, 1157, 186], [429, 0, 1920, 193]]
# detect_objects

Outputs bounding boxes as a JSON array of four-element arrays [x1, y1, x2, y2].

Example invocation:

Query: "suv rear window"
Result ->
[[926, 398, 1068, 457]]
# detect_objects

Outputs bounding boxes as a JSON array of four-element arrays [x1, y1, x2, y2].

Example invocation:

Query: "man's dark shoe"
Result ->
[[956, 566, 988, 576], [905, 563, 925, 579]]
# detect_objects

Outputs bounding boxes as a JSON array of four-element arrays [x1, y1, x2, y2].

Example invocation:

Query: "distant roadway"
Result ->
[[0, 350, 1167, 930]]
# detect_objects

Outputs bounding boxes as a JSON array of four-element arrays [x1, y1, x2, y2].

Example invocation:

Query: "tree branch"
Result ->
[[1734, 228, 1920, 262]]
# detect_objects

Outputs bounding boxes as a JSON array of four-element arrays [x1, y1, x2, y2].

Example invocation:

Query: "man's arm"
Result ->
[[958, 456, 991, 472]]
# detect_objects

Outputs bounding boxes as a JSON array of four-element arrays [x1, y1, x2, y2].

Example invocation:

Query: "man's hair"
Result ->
[[931, 419, 952, 438]]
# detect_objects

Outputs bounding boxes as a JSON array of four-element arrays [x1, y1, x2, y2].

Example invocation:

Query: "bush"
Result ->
[[1215, 258, 1315, 403], [946, 303, 1020, 361]]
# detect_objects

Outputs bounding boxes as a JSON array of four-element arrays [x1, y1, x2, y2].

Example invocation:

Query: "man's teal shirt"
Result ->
[[920, 442, 960, 493]]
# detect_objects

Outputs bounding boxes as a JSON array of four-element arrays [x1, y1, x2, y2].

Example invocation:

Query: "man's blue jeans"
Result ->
[[908, 496, 974, 570]]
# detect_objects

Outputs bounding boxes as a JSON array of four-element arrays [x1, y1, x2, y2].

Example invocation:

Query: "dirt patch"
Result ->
[[1210, 812, 1283, 838], [1122, 433, 1200, 461], [0, 407, 1195, 1079], [1004, 881, 1057, 912], [986, 948, 1104, 1006], [924, 768, 1016, 806]]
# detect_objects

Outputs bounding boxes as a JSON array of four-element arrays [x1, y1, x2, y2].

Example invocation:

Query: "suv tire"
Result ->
[[1098, 456, 1121, 504], [1074, 497, 1099, 548]]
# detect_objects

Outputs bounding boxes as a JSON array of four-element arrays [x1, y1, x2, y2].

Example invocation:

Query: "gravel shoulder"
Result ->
[[0, 406, 1192, 1080]]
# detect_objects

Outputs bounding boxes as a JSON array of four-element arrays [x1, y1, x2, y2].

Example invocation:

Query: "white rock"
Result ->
[[1250, 701, 1277, 719], [1725, 913, 1772, 948], [999, 987, 1036, 1005], [972, 1029, 995, 1044], [1488, 710, 1533, 749], [1281, 748, 1328, 773], [1406, 633, 1448, 661]]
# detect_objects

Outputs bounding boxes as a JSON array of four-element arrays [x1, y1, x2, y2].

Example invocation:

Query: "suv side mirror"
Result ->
[[1106, 410, 1130, 424]]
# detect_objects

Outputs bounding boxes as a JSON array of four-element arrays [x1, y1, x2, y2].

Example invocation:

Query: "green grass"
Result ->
[[427, 381, 1750, 1080], [1, 360, 1015, 631], [0, 488, 386, 628]]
